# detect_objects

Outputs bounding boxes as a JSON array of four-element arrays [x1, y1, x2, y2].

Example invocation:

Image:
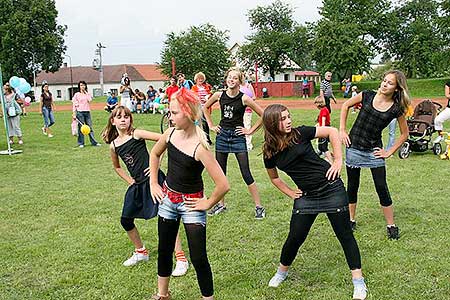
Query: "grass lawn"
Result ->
[[0, 109, 449, 300]]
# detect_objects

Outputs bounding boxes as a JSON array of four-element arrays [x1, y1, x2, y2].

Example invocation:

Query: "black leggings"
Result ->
[[346, 166, 393, 207], [157, 217, 213, 297], [215, 151, 255, 185], [280, 211, 361, 270], [120, 217, 135, 232]]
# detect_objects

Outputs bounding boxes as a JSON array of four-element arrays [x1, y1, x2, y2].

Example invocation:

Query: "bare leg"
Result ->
[[174, 232, 183, 252], [248, 182, 262, 207], [157, 276, 170, 297], [349, 203, 357, 221], [126, 227, 144, 249], [382, 205, 395, 225], [351, 269, 363, 279]]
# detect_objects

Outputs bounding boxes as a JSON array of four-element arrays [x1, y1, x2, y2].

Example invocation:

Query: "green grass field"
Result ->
[[1, 109, 449, 300]]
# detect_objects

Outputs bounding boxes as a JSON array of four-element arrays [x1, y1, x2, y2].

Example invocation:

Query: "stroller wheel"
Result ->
[[433, 143, 443, 155], [398, 142, 410, 159]]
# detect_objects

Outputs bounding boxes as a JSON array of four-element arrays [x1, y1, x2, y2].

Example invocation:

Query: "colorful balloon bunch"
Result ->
[[9, 76, 32, 99]]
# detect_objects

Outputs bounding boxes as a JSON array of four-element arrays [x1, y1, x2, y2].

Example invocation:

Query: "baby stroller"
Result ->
[[398, 99, 443, 159]]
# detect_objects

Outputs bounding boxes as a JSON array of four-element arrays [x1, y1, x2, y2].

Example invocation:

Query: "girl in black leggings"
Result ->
[[150, 88, 229, 300], [340, 70, 410, 239], [262, 104, 367, 300]]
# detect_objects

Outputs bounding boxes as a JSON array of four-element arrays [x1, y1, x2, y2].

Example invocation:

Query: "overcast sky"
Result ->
[[56, 0, 322, 67]]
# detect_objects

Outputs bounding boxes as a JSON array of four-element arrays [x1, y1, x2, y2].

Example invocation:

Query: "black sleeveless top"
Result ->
[[114, 136, 149, 183], [219, 91, 246, 129], [166, 129, 204, 193]]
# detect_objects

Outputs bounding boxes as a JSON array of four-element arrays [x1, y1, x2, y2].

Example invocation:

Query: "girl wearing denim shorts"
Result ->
[[150, 88, 229, 300], [203, 68, 266, 219], [262, 104, 367, 300], [340, 70, 410, 240]]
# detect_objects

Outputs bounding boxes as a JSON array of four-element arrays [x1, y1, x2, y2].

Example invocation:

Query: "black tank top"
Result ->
[[166, 129, 204, 193], [219, 91, 246, 129], [114, 136, 149, 183]]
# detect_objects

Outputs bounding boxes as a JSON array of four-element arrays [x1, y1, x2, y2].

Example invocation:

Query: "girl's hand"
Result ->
[[150, 183, 164, 204], [373, 147, 390, 158], [326, 160, 342, 180], [211, 125, 221, 134], [184, 196, 209, 211], [235, 126, 250, 136], [288, 189, 302, 200], [340, 130, 351, 147], [128, 179, 136, 186]]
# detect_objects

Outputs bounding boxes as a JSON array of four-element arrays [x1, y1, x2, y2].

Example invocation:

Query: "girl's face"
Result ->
[[379, 73, 398, 96], [43, 85, 49, 92], [196, 76, 204, 84], [80, 83, 86, 91], [112, 110, 131, 131], [169, 100, 189, 129], [226, 71, 241, 89], [278, 109, 292, 134]]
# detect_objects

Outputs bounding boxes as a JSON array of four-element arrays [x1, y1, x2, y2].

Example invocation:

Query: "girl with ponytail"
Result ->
[[149, 88, 230, 300]]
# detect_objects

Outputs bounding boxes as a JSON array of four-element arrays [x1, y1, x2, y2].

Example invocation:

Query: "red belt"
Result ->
[[162, 183, 204, 204]]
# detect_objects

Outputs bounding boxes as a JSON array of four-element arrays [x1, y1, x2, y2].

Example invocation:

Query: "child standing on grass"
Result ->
[[262, 104, 367, 300], [102, 106, 165, 267], [149, 88, 229, 300], [314, 96, 333, 163], [203, 68, 266, 219], [340, 70, 410, 239]]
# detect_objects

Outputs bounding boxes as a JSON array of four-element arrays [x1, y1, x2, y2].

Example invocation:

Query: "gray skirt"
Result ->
[[7, 116, 22, 137]]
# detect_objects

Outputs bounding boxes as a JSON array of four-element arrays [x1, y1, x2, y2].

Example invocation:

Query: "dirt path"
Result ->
[[27, 97, 448, 112]]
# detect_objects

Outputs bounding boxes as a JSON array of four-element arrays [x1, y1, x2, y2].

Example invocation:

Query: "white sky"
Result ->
[[56, 0, 322, 66]]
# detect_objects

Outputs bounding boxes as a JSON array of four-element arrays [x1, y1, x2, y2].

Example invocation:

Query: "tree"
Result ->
[[311, 0, 390, 80], [382, 0, 443, 78], [0, 0, 66, 83], [437, 0, 450, 75], [238, 0, 310, 80], [159, 23, 230, 86]]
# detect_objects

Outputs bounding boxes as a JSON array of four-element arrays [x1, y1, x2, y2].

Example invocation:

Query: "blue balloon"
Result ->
[[262, 87, 267, 93], [19, 78, 27, 85], [9, 76, 20, 88], [19, 82, 31, 94]]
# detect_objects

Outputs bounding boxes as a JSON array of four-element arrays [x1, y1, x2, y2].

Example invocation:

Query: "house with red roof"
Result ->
[[36, 64, 168, 100]]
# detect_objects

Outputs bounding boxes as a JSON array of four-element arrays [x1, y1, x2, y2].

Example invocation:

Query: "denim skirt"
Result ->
[[293, 179, 349, 214], [345, 147, 385, 168], [215, 128, 247, 153]]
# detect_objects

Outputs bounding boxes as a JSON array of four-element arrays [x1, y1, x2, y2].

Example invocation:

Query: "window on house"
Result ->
[[57, 90, 62, 98], [284, 74, 290, 81]]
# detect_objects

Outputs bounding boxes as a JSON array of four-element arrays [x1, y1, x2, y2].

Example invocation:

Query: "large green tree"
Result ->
[[159, 23, 230, 86], [382, 0, 442, 78], [238, 0, 310, 80], [312, 0, 389, 80], [0, 0, 66, 83]]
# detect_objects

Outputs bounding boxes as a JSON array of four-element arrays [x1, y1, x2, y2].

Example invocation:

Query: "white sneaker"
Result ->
[[41, 127, 47, 135], [268, 271, 288, 287], [123, 250, 149, 267], [353, 283, 367, 300], [172, 260, 189, 277], [48, 134, 54, 138], [18, 140, 23, 145]]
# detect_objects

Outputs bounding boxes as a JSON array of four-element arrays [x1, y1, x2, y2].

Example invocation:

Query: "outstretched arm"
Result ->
[[316, 126, 342, 180], [149, 129, 170, 203], [134, 129, 161, 142], [203, 91, 221, 133], [266, 168, 302, 200]]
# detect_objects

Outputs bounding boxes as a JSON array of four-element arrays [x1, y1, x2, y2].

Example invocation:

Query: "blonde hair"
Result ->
[[380, 70, 410, 114], [171, 88, 209, 149], [314, 96, 325, 108], [194, 72, 206, 82], [225, 67, 244, 85]]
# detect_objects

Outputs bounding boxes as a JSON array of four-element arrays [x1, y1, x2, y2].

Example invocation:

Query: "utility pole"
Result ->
[[95, 42, 106, 94], [65, 54, 74, 99]]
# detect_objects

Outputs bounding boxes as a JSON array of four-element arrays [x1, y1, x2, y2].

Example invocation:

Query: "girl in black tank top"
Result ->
[[150, 88, 229, 300], [203, 68, 266, 219], [102, 106, 163, 267]]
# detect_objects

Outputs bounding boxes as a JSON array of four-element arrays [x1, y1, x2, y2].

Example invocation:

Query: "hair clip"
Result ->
[[194, 120, 200, 126]]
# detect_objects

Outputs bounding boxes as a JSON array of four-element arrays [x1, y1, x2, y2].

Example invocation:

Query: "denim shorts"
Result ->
[[345, 147, 385, 168], [215, 128, 247, 153], [158, 196, 207, 225]]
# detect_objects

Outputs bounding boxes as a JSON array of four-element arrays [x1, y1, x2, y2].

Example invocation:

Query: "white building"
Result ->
[[36, 64, 168, 101]]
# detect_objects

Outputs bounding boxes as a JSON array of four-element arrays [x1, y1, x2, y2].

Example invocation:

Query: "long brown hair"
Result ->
[[380, 70, 410, 114], [262, 104, 300, 159], [101, 106, 135, 144]]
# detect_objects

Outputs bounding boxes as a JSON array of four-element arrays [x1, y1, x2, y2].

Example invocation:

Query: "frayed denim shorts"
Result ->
[[215, 128, 247, 153], [345, 147, 385, 168], [158, 196, 207, 225]]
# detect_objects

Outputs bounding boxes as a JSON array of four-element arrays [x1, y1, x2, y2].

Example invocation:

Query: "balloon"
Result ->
[[19, 78, 27, 86], [262, 87, 267, 93], [19, 82, 31, 94], [80, 124, 91, 135], [24, 97, 31, 104], [158, 104, 165, 110], [9, 76, 20, 88]]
